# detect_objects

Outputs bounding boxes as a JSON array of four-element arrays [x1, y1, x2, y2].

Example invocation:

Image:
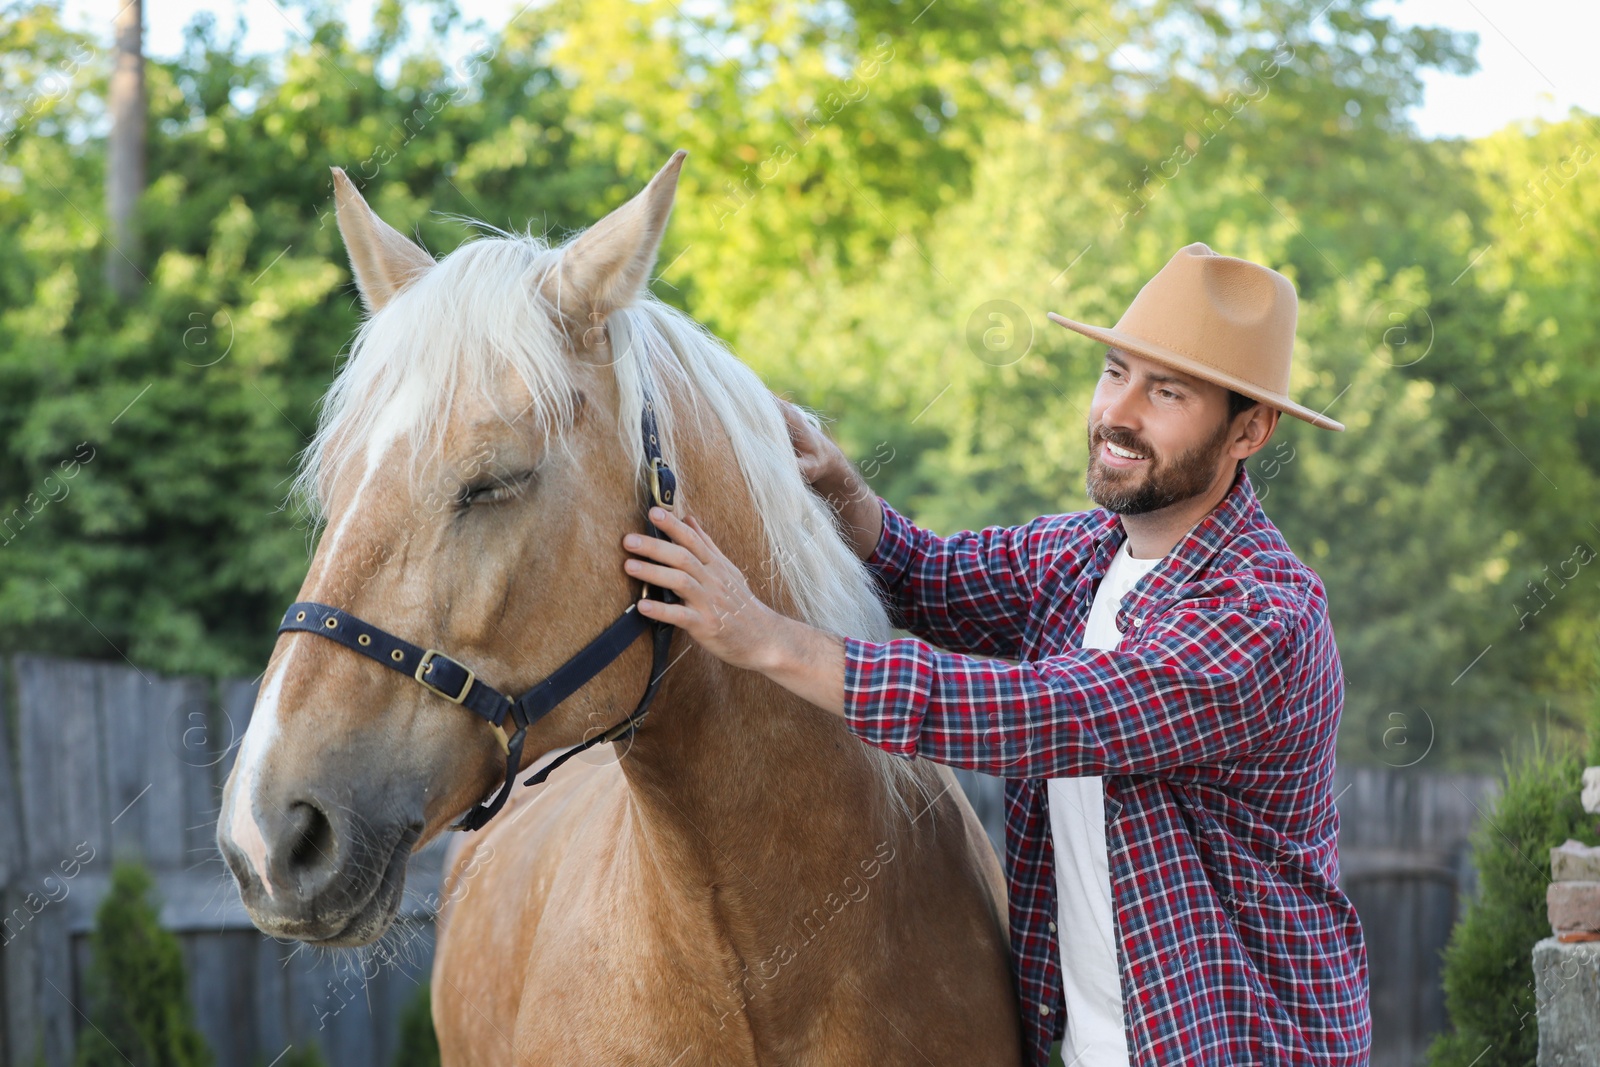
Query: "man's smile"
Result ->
[[1099, 439, 1150, 468]]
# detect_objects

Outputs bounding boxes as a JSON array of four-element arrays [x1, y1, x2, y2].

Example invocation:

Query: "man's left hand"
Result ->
[[623, 507, 781, 672]]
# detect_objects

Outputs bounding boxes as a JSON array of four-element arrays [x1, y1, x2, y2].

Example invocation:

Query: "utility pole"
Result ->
[[106, 0, 145, 298]]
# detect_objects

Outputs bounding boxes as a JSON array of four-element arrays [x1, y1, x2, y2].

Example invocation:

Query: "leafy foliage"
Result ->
[[260, 1047, 327, 1067], [1425, 739, 1599, 1065], [74, 862, 212, 1067], [392, 983, 441, 1067], [0, 0, 1597, 766]]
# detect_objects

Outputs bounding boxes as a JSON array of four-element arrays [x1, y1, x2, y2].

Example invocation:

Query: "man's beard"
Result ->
[[1085, 415, 1232, 515]]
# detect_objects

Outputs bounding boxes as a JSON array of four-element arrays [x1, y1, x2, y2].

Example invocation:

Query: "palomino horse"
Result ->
[[216, 151, 1020, 1064]]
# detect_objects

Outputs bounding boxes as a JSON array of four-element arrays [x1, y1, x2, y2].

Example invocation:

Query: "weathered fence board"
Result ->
[[1335, 766, 1498, 1067]]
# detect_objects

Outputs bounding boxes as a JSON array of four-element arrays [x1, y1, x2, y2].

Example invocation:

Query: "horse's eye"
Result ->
[[455, 470, 536, 510]]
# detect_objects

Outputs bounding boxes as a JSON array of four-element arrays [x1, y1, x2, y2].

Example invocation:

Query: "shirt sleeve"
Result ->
[[863, 497, 1068, 661], [841, 594, 1298, 778]]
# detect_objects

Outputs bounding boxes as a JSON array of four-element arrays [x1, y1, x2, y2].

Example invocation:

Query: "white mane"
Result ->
[[297, 228, 928, 810]]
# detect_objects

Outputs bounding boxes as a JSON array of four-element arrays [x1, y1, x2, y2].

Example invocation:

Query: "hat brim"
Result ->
[[1046, 312, 1345, 432]]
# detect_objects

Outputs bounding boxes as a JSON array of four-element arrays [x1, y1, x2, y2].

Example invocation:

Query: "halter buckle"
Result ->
[[649, 456, 675, 509], [416, 649, 474, 704]]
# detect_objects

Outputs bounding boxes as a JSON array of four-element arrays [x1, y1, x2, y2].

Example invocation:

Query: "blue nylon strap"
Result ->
[[641, 397, 676, 506], [277, 603, 514, 724], [506, 605, 653, 730], [275, 599, 662, 735]]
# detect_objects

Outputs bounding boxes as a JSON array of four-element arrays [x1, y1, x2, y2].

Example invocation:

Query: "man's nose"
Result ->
[[1097, 388, 1143, 433]]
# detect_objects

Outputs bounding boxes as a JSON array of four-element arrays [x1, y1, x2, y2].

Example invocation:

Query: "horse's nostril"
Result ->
[[285, 799, 336, 879]]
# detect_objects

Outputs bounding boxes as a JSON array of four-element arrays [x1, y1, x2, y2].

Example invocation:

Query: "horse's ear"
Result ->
[[547, 150, 686, 337], [331, 168, 434, 313]]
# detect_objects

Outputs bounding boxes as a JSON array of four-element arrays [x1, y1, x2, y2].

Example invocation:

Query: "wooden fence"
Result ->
[[0, 655, 446, 1067], [2, 654, 1496, 1066]]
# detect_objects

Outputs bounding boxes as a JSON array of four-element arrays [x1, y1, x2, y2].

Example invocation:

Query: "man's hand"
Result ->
[[624, 507, 850, 715], [624, 508, 785, 672], [777, 399, 884, 561]]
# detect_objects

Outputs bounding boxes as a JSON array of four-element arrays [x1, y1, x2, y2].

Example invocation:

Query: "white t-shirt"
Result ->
[[1046, 536, 1163, 1067]]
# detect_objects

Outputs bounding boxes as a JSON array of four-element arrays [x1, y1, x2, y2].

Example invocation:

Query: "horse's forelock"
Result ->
[[296, 235, 584, 520]]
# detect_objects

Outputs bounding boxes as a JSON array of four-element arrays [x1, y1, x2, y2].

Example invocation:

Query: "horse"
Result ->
[[216, 150, 1021, 1065]]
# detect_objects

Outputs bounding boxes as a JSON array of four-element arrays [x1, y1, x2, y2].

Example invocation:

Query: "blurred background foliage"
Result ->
[[1, 0, 1597, 770]]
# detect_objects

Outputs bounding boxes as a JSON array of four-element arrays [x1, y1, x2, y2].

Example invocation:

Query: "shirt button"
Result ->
[[1040, 1004, 1051, 1016], [1134, 616, 1144, 626], [1048, 922, 1057, 932]]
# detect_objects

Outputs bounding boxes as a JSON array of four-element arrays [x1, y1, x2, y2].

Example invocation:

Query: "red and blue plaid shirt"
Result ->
[[842, 466, 1371, 1066]]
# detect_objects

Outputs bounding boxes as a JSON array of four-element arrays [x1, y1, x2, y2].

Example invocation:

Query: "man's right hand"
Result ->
[[778, 399, 885, 562]]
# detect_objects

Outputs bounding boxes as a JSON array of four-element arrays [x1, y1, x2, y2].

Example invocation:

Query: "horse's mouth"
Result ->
[[242, 825, 418, 946], [308, 840, 412, 947]]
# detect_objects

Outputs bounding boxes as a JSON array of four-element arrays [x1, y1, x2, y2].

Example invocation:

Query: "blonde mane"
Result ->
[[296, 228, 927, 811]]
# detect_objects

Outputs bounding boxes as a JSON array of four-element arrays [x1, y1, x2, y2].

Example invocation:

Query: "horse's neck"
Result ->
[[620, 651, 903, 854], [613, 381, 910, 954], [616, 647, 911, 970]]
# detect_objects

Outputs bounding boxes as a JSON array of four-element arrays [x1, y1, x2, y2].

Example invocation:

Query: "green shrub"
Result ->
[[392, 983, 441, 1067], [74, 862, 212, 1067], [255, 1047, 326, 1067], [1426, 683, 1600, 1066]]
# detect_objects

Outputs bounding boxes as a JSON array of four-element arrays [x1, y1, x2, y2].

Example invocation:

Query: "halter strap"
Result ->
[[275, 395, 679, 832]]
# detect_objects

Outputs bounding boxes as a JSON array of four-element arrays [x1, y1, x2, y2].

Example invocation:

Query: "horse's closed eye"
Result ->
[[456, 469, 537, 509]]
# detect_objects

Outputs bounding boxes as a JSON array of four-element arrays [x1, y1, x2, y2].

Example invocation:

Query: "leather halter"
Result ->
[[276, 397, 679, 832]]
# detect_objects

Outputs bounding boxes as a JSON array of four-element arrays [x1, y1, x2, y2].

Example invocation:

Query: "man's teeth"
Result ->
[[1107, 443, 1146, 460]]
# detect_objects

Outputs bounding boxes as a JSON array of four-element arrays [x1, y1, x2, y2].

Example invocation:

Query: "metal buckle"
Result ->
[[649, 456, 671, 509], [415, 649, 473, 704]]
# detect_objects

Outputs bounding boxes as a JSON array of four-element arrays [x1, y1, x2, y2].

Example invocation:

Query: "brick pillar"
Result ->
[[1535, 767, 1600, 1065], [1534, 939, 1600, 1066]]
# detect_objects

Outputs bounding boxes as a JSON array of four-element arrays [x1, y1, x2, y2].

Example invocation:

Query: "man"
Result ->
[[622, 243, 1372, 1065]]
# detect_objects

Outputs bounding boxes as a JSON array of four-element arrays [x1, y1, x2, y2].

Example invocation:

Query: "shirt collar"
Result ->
[[1087, 463, 1262, 604]]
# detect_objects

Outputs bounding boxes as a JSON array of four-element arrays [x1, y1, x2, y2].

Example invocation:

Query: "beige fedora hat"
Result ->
[[1047, 242, 1344, 431]]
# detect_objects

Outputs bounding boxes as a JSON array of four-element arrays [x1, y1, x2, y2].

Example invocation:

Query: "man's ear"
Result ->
[[541, 150, 686, 346], [331, 168, 435, 313], [1232, 404, 1280, 461]]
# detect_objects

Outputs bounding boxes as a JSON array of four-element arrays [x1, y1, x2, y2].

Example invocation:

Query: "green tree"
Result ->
[[1425, 737, 1599, 1066], [2, 0, 1596, 771], [392, 983, 441, 1067], [0, 1, 623, 674], [74, 862, 212, 1067], [258, 1047, 326, 1067]]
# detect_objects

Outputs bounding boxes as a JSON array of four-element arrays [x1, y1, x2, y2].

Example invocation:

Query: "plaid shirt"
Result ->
[[841, 466, 1371, 1066]]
